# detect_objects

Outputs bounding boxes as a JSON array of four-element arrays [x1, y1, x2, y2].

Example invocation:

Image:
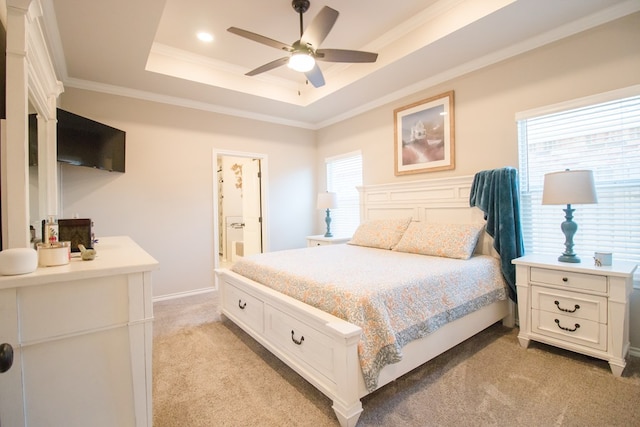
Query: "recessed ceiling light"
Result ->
[[197, 32, 214, 42]]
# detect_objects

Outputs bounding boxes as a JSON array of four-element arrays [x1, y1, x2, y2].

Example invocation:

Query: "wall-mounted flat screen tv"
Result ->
[[56, 108, 126, 172]]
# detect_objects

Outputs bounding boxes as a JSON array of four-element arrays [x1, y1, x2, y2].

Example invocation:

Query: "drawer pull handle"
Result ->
[[554, 300, 580, 313], [562, 277, 568, 282], [555, 319, 580, 332], [291, 330, 305, 345], [238, 300, 247, 309]]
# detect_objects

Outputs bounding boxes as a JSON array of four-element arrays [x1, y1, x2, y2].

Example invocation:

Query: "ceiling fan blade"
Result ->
[[246, 57, 290, 76], [316, 49, 378, 63], [300, 6, 339, 49], [227, 27, 292, 52], [304, 64, 325, 88]]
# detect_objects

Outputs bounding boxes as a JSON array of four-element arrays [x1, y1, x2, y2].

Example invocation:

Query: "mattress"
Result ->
[[231, 243, 507, 391]]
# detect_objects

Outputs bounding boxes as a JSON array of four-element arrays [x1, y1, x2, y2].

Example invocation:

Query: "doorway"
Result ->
[[213, 150, 268, 270]]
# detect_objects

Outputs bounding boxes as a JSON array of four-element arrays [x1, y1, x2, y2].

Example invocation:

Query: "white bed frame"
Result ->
[[215, 175, 515, 427]]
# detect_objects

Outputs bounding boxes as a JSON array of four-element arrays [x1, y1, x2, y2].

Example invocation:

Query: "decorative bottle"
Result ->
[[45, 216, 58, 245]]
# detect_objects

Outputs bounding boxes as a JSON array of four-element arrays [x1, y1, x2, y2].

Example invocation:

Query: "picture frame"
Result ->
[[394, 90, 455, 175], [57, 218, 93, 252]]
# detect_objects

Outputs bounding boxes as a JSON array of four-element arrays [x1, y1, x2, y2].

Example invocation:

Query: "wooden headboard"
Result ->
[[357, 175, 496, 256]]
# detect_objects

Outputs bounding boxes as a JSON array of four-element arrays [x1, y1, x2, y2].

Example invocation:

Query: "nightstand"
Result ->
[[306, 235, 350, 247], [513, 254, 637, 376]]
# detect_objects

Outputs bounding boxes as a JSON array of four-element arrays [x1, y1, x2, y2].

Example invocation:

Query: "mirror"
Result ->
[[28, 101, 39, 243], [1, 0, 62, 248]]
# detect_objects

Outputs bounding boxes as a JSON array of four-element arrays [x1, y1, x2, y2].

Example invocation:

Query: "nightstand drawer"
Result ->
[[533, 309, 607, 351], [532, 286, 607, 323], [530, 267, 607, 293], [308, 239, 331, 247], [306, 235, 351, 247]]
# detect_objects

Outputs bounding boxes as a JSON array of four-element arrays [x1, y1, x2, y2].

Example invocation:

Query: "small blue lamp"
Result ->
[[542, 169, 597, 263], [317, 192, 338, 238]]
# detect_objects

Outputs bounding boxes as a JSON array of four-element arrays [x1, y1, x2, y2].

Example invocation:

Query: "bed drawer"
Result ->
[[530, 267, 607, 293], [264, 304, 336, 385], [532, 309, 607, 351], [222, 283, 264, 333], [531, 286, 606, 323]]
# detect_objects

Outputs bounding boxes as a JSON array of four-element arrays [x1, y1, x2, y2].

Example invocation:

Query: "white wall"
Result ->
[[58, 89, 316, 298], [317, 13, 640, 186], [316, 14, 640, 350]]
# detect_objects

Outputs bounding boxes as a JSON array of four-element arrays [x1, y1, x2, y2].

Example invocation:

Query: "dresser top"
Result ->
[[0, 236, 158, 289], [513, 254, 637, 277]]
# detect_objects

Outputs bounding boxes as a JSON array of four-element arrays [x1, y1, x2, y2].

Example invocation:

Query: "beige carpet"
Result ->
[[153, 292, 640, 426]]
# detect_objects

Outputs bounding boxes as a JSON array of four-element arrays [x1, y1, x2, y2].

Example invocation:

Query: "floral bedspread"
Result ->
[[231, 244, 507, 392]]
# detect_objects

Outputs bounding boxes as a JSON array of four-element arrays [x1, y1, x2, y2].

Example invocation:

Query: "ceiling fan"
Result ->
[[227, 0, 378, 88]]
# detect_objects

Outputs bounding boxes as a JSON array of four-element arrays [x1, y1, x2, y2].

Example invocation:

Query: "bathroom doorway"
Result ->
[[213, 150, 268, 269]]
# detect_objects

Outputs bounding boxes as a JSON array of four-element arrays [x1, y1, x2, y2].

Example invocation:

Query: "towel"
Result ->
[[469, 167, 524, 302]]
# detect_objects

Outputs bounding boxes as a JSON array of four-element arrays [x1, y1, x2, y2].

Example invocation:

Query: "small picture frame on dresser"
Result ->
[[58, 218, 93, 252]]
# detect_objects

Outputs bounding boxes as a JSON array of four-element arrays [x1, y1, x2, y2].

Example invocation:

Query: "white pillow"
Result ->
[[393, 222, 485, 260], [348, 217, 413, 250]]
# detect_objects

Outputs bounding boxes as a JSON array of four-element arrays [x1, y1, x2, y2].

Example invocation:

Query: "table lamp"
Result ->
[[542, 169, 597, 263], [317, 192, 338, 238]]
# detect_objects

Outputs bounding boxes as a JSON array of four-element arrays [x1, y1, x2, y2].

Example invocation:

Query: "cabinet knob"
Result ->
[[562, 277, 568, 282], [0, 343, 13, 373]]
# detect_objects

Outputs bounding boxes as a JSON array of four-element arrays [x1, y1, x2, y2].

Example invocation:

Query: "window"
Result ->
[[517, 87, 640, 263], [325, 151, 363, 237]]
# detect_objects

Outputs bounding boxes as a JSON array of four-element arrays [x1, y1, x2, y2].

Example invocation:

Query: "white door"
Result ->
[[241, 159, 262, 256]]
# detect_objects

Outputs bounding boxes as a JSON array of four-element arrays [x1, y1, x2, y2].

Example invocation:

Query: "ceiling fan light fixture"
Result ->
[[288, 52, 315, 72], [228, 3, 377, 87]]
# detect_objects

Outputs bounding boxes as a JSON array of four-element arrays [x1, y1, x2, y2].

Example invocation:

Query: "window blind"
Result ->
[[326, 151, 363, 238], [518, 93, 640, 263]]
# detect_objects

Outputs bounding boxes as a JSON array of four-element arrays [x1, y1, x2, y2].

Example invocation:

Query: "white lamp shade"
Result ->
[[317, 192, 338, 210], [542, 170, 597, 205]]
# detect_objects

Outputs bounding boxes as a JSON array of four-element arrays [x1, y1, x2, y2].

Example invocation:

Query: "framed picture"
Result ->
[[394, 90, 455, 175], [57, 218, 93, 252]]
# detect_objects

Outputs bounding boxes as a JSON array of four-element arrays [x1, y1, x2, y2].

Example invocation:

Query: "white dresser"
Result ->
[[513, 254, 637, 376], [0, 236, 157, 427]]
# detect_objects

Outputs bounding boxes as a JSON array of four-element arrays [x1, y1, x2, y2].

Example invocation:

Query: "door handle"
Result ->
[[0, 343, 14, 373]]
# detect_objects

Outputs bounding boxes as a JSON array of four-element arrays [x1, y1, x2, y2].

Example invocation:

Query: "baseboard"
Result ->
[[629, 346, 640, 358], [153, 287, 216, 303]]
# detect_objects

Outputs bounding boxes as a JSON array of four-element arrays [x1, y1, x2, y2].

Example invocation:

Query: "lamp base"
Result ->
[[557, 204, 581, 263], [324, 209, 333, 238], [558, 254, 580, 263]]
